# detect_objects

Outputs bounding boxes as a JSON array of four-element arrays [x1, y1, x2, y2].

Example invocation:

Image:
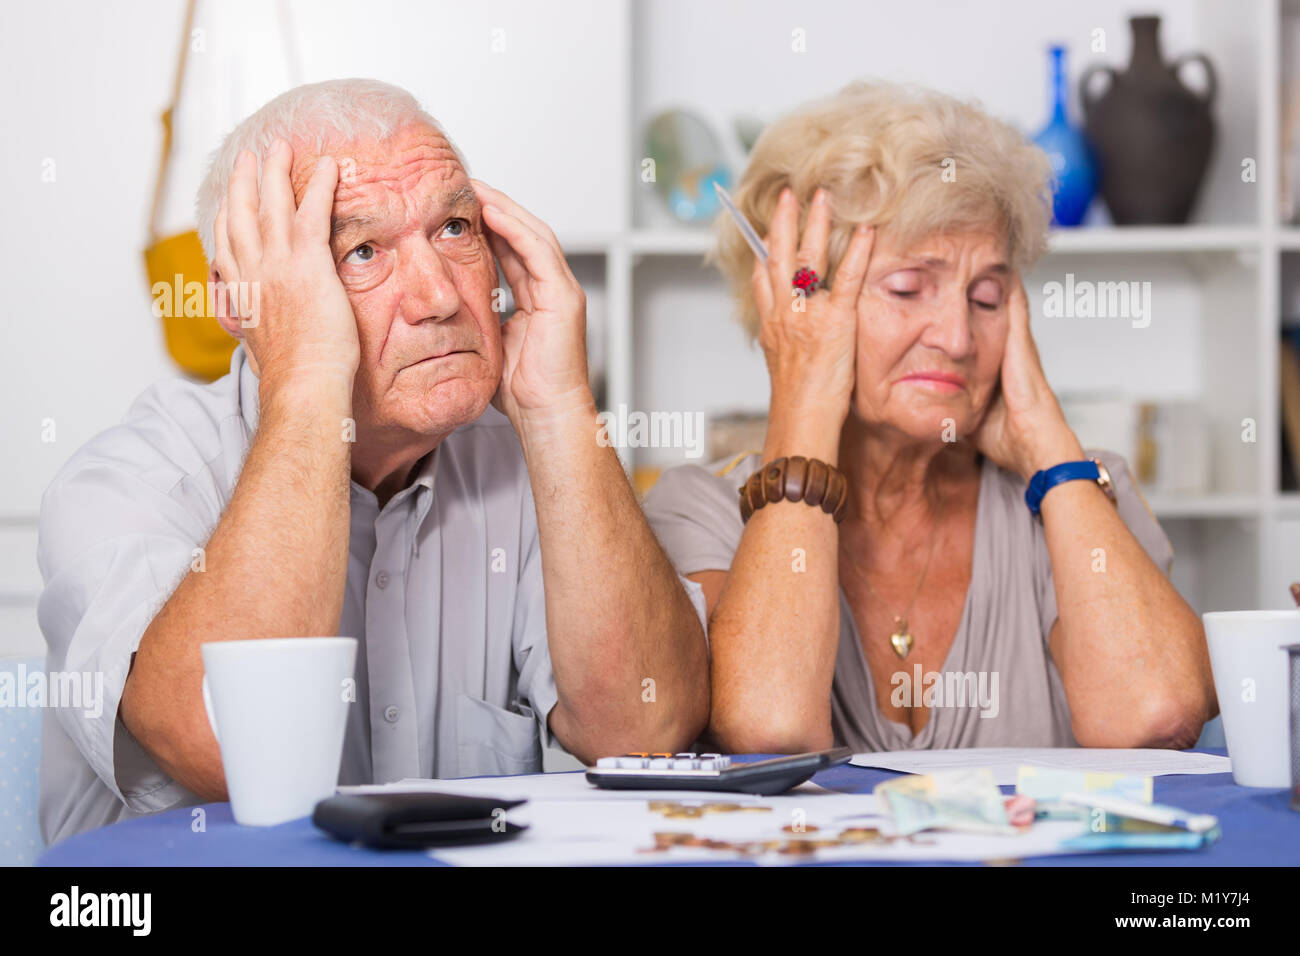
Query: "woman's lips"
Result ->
[[898, 371, 967, 392]]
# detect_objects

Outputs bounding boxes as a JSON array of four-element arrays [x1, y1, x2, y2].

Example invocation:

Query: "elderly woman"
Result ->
[[644, 81, 1217, 753]]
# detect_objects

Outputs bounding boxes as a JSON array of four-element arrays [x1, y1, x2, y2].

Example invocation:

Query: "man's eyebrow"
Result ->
[[330, 214, 380, 242], [438, 183, 480, 213], [329, 185, 479, 243]]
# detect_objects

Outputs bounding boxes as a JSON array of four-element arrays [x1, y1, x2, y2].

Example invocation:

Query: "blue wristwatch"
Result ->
[[1024, 458, 1116, 519]]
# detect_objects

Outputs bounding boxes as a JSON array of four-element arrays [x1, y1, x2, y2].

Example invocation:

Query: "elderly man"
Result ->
[[37, 78, 709, 844]]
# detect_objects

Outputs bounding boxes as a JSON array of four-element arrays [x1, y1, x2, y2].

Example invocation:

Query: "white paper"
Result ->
[[337, 770, 789, 803], [848, 748, 1231, 786], [431, 791, 1088, 867], [332, 762, 1136, 865]]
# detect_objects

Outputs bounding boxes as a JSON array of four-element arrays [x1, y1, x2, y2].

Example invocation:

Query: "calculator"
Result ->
[[585, 748, 853, 796]]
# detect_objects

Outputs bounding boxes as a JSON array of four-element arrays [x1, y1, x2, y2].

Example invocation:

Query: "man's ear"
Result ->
[[210, 267, 245, 339]]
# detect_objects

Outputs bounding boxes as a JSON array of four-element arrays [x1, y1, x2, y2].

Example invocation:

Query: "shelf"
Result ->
[[562, 226, 1265, 260], [1142, 494, 1262, 519], [627, 229, 715, 256], [557, 233, 621, 256], [1046, 226, 1260, 254]]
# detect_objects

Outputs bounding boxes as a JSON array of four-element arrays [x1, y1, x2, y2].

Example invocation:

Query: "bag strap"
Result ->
[[146, 0, 303, 243], [146, 0, 198, 243]]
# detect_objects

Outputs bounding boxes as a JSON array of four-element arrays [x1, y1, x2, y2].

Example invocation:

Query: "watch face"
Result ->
[[1091, 458, 1117, 500]]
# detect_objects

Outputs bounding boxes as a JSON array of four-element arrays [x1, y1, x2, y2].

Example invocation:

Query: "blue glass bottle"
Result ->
[[1033, 45, 1097, 227]]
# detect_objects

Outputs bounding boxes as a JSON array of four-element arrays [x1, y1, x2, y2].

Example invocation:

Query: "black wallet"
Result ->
[[313, 792, 528, 849]]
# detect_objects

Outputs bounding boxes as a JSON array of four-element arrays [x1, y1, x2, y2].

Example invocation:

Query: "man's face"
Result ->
[[289, 123, 502, 439]]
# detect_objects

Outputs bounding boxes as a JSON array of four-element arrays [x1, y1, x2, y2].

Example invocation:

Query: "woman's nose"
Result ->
[[920, 290, 976, 360]]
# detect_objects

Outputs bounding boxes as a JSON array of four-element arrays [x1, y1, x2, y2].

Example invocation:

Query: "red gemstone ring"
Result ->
[[792, 266, 821, 295]]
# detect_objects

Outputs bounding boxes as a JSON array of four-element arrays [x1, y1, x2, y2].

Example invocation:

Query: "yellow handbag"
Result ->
[[143, 0, 236, 382]]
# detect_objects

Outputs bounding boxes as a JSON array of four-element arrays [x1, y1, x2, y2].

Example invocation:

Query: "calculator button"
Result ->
[[625, 752, 649, 758], [699, 753, 722, 760], [651, 752, 673, 758], [648, 757, 672, 769], [674, 753, 696, 759], [616, 757, 650, 769], [595, 757, 620, 768], [671, 758, 698, 770]]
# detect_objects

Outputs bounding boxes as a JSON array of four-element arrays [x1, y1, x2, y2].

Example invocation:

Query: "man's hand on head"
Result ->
[[212, 139, 360, 403], [469, 180, 595, 436]]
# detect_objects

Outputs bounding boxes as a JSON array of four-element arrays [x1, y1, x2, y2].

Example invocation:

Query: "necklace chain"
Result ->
[[845, 502, 944, 659], [858, 529, 938, 629]]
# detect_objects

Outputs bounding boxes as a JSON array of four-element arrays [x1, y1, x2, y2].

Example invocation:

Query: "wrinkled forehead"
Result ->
[[286, 122, 469, 215], [876, 228, 1009, 271]]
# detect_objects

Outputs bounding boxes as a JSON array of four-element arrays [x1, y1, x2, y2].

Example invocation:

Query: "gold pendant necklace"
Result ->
[[888, 619, 914, 659], [858, 522, 940, 661]]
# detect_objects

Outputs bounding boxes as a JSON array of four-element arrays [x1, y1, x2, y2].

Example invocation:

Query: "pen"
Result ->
[[1059, 791, 1218, 833], [714, 182, 769, 264]]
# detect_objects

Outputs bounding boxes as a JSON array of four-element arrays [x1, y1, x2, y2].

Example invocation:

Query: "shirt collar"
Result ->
[[348, 446, 438, 516], [236, 344, 260, 437], [235, 343, 439, 522], [241, 345, 444, 502], [408, 448, 438, 532]]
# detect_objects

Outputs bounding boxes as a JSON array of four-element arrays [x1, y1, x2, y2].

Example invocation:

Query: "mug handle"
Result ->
[[201, 674, 221, 745]]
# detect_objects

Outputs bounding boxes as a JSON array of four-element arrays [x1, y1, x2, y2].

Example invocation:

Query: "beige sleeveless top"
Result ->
[[642, 449, 1173, 752]]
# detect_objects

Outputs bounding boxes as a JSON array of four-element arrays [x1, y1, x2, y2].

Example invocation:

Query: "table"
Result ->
[[38, 748, 1300, 866]]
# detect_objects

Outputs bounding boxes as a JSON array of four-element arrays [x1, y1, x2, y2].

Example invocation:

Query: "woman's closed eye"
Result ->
[[879, 271, 1003, 310], [970, 278, 1003, 311], [884, 270, 924, 297]]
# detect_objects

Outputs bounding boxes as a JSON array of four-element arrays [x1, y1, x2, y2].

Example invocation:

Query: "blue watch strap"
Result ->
[[1024, 459, 1101, 517]]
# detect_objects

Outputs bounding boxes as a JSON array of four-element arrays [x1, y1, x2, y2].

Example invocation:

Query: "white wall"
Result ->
[[0, 0, 630, 656]]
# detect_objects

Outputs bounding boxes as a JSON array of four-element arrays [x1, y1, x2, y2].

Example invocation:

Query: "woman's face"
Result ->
[[849, 229, 1010, 443]]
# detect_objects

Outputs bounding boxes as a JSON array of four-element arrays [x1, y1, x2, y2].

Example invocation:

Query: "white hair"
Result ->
[[194, 78, 466, 264]]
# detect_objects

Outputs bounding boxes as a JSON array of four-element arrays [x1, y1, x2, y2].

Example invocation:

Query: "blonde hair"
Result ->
[[714, 80, 1053, 339]]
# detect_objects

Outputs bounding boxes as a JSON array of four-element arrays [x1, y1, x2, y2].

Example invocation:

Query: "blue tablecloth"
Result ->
[[38, 748, 1300, 866]]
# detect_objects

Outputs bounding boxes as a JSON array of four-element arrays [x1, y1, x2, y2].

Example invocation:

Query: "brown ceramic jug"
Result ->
[[1080, 16, 1217, 224]]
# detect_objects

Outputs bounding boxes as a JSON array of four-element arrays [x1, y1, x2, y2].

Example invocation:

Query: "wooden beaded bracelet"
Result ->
[[738, 456, 848, 524]]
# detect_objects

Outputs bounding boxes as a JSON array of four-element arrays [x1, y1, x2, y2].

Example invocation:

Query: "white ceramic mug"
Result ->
[[201, 637, 357, 825], [1203, 610, 1300, 788]]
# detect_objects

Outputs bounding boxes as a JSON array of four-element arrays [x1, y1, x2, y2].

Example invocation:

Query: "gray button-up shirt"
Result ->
[[38, 345, 686, 845]]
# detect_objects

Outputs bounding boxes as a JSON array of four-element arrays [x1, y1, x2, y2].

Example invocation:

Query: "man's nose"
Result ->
[[397, 238, 462, 324]]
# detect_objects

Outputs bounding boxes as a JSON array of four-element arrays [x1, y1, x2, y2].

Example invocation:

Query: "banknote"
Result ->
[[1060, 829, 1219, 850], [1055, 792, 1221, 850], [1015, 766, 1153, 804], [874, 768, 1013, 836]]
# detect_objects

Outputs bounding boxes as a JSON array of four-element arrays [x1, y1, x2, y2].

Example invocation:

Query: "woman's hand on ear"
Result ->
[[973, 279, 1083, 482], [755, 186, 875, 464]]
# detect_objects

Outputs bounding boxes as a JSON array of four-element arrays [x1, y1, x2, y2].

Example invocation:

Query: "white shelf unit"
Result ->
[[558, 0, 1297, 614], [5, 0, 1299, 663]]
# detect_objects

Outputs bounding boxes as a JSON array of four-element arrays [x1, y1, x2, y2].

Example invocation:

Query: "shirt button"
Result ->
[[383, 705, 400, 723], [375, 571, 389, 589]]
